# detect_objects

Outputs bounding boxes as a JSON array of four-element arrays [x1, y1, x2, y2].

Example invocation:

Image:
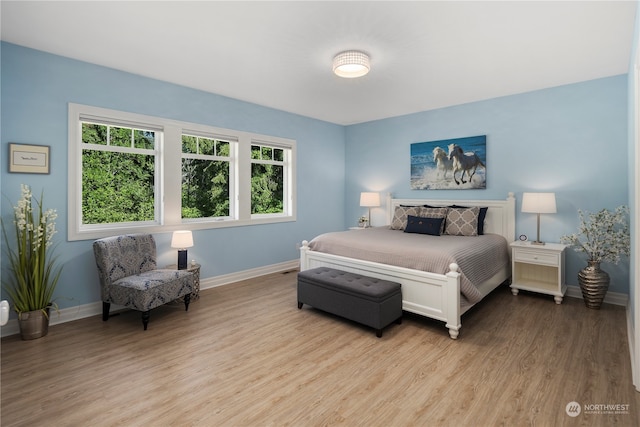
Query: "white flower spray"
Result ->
[[2, 184, 62, 314], [560, 205, 630, 264]]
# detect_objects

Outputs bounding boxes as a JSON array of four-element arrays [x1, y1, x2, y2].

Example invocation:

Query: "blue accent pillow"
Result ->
[[404, 215, 444, 236], [449, 205, 488, 235]]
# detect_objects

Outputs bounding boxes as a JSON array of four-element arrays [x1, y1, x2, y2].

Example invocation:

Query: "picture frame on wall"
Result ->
[[8, 143, 50, 174], [410, 135, 486, 190]]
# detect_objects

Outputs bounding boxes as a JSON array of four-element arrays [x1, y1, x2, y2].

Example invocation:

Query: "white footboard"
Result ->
[[300, 241, 462, 339]]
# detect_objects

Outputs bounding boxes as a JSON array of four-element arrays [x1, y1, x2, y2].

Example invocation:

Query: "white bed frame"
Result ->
[[300, 192, 516, 339]]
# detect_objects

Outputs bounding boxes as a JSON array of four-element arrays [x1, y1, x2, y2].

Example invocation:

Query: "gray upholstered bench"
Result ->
[[297, 267, 402, 337]]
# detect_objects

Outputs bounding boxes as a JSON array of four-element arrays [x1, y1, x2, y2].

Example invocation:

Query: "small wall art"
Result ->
[[410, 135, 486, 190], [8, 143, 50, 174]]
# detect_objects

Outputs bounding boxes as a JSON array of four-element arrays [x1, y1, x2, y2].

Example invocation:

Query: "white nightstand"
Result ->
[[510, 241, 567, 304]]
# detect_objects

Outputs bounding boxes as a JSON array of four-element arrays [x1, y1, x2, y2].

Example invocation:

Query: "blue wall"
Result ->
[[1, 41, 631, 314], [1, 43, 346, 310], [345, 76, 630, 294]]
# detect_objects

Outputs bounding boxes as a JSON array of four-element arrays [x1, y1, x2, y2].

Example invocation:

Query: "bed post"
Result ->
[[386, 192, 393, 225], [506, 192, 516, 243], [445, 263, 462, 339], [299, 240, 310, 271]]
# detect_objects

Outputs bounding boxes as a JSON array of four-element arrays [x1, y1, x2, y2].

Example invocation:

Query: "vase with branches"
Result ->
[[2, 184, 62, 338], [560, 205, 630, 308]]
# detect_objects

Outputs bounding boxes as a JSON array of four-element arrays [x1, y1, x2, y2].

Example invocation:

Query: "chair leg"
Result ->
[[102, 302, 110, 321], [142, 311, 150, 330], [184, 294, 191, 311]]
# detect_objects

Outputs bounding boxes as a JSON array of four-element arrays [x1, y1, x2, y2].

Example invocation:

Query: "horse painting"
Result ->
[[448, 143, 486, 185], [410, 135, 486, 190], [432, 146, 453, 180]]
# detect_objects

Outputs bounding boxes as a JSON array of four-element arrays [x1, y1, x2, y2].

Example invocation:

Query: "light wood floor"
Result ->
[[1, 271, 638, 426]]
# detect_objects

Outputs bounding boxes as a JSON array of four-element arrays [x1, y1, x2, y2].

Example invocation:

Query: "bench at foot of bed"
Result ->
[[297, 267, 402, 338]]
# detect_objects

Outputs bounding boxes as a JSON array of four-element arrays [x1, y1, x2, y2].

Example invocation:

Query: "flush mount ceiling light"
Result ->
[[332, 50, 370, 78]]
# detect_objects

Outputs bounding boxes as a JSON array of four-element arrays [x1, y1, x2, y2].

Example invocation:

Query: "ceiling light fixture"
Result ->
[[332, 50, 370, 78]]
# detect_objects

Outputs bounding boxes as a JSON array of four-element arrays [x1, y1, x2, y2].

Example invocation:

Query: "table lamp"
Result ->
[[360, 192, 380, 227], [521, 192, 556, 245], [171, 230, 194, 269]]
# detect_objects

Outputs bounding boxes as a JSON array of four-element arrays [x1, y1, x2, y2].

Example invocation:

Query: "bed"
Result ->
[[299, 192, 516, 339]]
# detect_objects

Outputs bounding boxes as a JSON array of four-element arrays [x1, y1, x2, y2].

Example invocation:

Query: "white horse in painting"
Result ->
[[432, 146, 453, 180], [448, 144, 485, 185]]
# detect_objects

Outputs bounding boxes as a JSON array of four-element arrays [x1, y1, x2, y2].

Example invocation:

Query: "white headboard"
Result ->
[[387, 192, 516, 242]]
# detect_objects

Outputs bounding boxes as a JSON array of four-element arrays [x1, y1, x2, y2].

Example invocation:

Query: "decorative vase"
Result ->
[[578, 261, 610, 309], [18, 307, 50, 340]]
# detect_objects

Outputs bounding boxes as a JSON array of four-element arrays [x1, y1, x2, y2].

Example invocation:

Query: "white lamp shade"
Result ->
[[171, 230, 194, 249], [360, 192, 380, 207], [521, 192, 557, 214]]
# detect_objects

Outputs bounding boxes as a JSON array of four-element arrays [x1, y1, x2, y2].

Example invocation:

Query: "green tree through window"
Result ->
[[81, 123, 156, 224], [181, 134, 230, 219], [251, 144, 285, 214]]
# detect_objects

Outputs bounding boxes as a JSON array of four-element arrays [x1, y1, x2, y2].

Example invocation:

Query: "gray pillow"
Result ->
[[390, 206, 423, 230], [445, 206, 480, 236]]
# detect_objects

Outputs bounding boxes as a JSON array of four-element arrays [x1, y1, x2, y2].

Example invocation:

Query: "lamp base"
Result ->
[[177, 249, 188, 270], [531, 214, 545, 245]]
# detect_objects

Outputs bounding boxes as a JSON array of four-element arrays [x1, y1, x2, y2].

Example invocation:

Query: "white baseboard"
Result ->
[[565, 284, 628, 306], [0, 260, 300, 338], [200, 259, 299, 290]]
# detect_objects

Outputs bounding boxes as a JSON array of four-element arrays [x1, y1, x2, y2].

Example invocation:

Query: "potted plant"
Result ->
[[560, 205, 630, 309], [2, 184, 62, 339]]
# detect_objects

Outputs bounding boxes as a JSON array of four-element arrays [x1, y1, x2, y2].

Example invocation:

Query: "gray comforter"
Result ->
[[308, 227, 510, 304]]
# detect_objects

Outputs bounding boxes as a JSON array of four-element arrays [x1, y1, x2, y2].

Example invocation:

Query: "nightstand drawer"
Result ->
[[514, 249, 559, 266]]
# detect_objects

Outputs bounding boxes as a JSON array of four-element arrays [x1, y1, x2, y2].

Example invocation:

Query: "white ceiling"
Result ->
[[1, 1, 637, 125]]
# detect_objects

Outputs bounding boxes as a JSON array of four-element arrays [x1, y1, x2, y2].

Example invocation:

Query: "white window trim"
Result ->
[[68, 103, 296, 241]]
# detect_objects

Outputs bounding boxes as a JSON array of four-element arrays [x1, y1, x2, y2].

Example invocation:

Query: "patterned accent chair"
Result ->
[[93, 234, 195, 330]]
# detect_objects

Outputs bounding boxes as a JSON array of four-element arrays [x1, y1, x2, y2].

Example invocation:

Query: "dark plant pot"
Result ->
[[18, 307, 50, 340], [578, 261, 610, 309]]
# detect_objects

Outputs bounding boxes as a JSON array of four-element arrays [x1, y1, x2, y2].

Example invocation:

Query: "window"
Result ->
[[81, 121, 159, 226], [251, 143, 288, 215], [68, 104, 296, 241], [181, 133, 233, 220]]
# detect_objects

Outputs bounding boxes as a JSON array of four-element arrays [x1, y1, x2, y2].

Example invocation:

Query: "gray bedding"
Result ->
[[307, 227, 510, 304]]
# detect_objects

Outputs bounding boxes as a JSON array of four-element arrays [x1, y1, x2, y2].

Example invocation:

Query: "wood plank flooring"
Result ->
[[1, 270, 638, 426]]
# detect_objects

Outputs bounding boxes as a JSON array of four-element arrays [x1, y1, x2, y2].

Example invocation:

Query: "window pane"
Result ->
[[182, 135, 197, 154], [82, 150, 155, 224], [251, 145, 261, 160], [134, 130, 155, 149], [199, 138, 215, 156], [110, 127, 132, 147], [181, 158, 230, 218], [261, 146, 272, 160], [82, 123, 107, 145], [251, 163, 284, 214], [217, 141, 230, 157], [274, 148, 284, 162]]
